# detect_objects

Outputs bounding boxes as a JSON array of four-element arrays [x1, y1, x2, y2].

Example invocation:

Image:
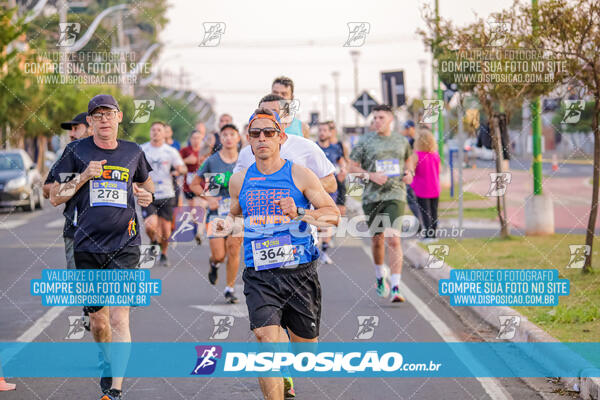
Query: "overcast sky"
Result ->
[[157, 0, 514, 128]]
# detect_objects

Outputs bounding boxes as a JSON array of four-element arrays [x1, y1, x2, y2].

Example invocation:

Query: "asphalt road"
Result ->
[[0, 204, 572, 400]]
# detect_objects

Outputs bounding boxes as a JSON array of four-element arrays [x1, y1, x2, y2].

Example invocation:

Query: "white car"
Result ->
[[0, 150, 44, 211]]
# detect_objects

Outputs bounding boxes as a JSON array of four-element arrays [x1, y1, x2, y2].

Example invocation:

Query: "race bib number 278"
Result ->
[[90, 180, 127, 208]]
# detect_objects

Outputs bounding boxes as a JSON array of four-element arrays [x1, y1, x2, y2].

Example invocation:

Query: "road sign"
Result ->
[[309, 112, 319, 127], [381, 70, 405, 107], [352, 91, 378, 118], [343, 126, 367, 135]]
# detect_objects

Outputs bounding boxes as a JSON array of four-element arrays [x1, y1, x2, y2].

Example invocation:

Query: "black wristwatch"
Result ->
[[294, 207, 306, 221], [151, 192, 156, 203]]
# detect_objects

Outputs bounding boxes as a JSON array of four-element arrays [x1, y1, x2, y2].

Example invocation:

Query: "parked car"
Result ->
[[0, 150, 44, 211]]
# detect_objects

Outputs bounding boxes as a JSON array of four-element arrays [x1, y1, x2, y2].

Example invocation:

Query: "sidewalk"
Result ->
[[456, 168, 599, 231]]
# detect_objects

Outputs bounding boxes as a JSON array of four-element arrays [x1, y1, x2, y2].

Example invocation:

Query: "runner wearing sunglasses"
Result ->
[[215, 108, 340, 400]]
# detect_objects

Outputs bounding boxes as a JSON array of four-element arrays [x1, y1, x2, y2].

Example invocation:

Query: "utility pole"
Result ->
[[435, 0, 445, 164], [350, 50, 360, 128], [58, 0, 67, 77], [321, 84, 328, 119], [531, 0, 542, 196], [523, 0, 554, 236], [418, 59, 427, 99], [332, 71, 340, 130]]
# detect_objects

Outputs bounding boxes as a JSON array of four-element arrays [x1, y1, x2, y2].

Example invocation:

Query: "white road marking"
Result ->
[[190, 304, 248, 318], [1, 306, 68, 366], [0, 220, 27, 230], [360, 245, 511, 400], [45, 218, 64, 229], [16, 306, 67, 342]]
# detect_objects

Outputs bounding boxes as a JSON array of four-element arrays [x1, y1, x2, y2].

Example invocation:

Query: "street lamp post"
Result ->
[[418, 59, 427, 99], [435, 0, 445, 164], [350, 50, 360, 128], [524, 0, 554, 235], [332, 71, 340, 131], [321, 84, 328, 119]]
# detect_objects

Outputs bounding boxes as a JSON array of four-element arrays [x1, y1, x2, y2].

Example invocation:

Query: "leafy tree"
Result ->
[[418, 0, 564, 238], [535, 0, 600, 272]]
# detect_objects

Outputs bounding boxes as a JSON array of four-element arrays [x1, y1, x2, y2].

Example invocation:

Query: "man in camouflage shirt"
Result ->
[[349, 104, 415, 303]]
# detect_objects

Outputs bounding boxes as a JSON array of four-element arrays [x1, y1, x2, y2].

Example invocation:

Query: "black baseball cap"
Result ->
[[88, 94, 120, 114], [60, 112, 89, 130]]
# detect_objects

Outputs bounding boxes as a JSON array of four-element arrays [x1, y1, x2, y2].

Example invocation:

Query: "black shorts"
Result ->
[[335, 180, 346, 206], [141, 197, 175, 221], [243, 260, 321, 339], [74, 245, 140, 313]]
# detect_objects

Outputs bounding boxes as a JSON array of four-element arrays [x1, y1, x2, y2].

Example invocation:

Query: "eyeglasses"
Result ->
[[248, 127, 280, 138], [90, 110, 118, 121]]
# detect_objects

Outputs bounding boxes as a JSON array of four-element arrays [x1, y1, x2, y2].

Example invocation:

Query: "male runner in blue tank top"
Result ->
[[216, 108, 340, 400]]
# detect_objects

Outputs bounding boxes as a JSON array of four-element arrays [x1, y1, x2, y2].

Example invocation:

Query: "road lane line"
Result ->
[[45, 218, 64, 229], [16, 306, 67, 342], [360, 244, 511, 400], [0, 220, 27, 230]]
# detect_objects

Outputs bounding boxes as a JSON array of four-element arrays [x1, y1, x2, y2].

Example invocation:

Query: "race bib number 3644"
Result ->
[[90, 180, 127, 208], [252, 235, 295, 271]]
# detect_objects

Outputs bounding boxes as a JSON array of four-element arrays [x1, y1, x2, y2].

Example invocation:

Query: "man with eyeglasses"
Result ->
[[216, 108, 340, 400], [49, 94, 154, 400], [141, 121, 187, 268], [271, 76, 310, 138]]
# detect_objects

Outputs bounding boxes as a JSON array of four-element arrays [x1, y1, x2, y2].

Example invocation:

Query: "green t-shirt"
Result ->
[[349, 131, 412, 205]]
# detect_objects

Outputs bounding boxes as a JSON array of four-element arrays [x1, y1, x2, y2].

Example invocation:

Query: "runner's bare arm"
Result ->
[[215, 170, 245, 235], [42, 183, 53, 199], [135, 176, 155, 193], [189, 175, 205, 197], [227, 170, 245, 218], [403, 157, 415, 185], [279, 164, 340, 227], [348, 159, 387, 185], [337, 157, 348, 181], [302, 122, 310, 139], [175, 164, 188, 175], [319, 173, 337, 193], [49, 159, 106, 206]]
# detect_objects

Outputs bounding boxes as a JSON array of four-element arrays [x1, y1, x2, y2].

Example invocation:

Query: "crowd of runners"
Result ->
[[44, 75, 441, 400]]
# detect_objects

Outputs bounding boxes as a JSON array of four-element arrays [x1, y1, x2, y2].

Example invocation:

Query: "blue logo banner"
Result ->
[[2, 342, 600, 378]]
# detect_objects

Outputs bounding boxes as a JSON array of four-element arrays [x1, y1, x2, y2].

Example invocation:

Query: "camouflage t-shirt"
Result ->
[[349, 131, 412, 205]]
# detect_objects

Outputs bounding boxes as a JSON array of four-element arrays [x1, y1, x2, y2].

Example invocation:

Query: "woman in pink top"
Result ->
[[411, 130, 440, 240]]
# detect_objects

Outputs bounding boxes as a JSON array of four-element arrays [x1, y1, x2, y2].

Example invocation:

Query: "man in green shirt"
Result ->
[[349, 104, 415, 303]]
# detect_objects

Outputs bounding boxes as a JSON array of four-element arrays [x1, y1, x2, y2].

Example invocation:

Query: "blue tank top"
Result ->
[[285, 118, 303, 137], [239, 160, 318, 269], [317, 142, 344, 166]]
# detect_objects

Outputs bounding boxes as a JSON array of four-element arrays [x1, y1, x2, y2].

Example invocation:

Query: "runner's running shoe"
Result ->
[[82, 308, 90, 331], [158, 254, 169, 268], [320, 252, 333, 264], [224, 290, 238, 304], [284, 376, 295, 398], [390, 286, 405, 303], [208, 260, 219, 285], [100, 389, 122, 400], [376, 266, 390, 298], [99, 359, 112, 393]]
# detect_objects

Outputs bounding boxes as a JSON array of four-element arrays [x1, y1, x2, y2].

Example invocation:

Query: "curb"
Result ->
[[403, 240, 600, 400]]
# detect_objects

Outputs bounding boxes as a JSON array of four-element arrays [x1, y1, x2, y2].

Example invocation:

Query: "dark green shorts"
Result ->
[[362, 200, 406, 235]]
